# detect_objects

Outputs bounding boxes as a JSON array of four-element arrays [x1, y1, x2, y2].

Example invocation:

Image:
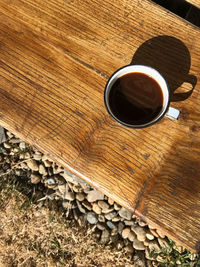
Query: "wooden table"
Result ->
[[0, 0, 200, 252]]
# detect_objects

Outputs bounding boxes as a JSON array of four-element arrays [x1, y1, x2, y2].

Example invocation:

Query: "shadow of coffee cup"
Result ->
[[131, 35, 197, 102]]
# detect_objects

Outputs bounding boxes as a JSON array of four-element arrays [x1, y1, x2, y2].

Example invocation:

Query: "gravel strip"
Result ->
[[0, 128, 198, 267]]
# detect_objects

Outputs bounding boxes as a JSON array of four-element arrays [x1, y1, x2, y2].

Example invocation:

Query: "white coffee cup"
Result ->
[[104, 65, 179, 129]]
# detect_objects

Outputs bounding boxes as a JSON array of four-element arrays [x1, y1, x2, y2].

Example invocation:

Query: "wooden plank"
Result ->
[[150, 0, 200, 26], [187, 0, 200, 8], [0, 0, 200, 252]]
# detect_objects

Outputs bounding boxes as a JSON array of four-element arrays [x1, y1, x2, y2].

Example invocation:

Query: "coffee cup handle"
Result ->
[[165, 107, 180, 120]]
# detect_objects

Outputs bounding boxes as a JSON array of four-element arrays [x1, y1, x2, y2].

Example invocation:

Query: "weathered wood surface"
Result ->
[[186, 0, 200, 8], [0, 0, 200, 252]]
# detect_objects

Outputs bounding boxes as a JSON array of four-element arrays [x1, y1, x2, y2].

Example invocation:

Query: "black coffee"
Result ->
[[108, 72, 163, 125]]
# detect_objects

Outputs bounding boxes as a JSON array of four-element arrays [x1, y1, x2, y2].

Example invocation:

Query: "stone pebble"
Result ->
[[82, 200, 92, 210], [121, 228, 131, 239], [72, 184, 82, 193], [27, 159, 39, 171], [30, 173, 41, 184], [146, 230, 155, 241], [6, 131, 13, 139], [64, 191, 75, 201], [87, 190, 104, 202], [45, 178, 57, 188], [102, 207, 114, 214], [138, 220, 147, 227], [132, 226, 146, 242], [144, 239, 151, 247], [148, 224, 156, 230], [112, 216, 121, 222], [61, 170, 88, 187], [118, 207, 132, 220], [82, 183, 91, 193], [43, 159, 52, 167], [96, 222, 106, 231], [76, 192, 85, 202], [128, 231, 137, 242], [124, 220, 134, 226], [87, 212, 98, 224], [92, 203, 102, 215], [105, 211, 117, 220], [156, 229, 165, 239], [3, 142, 11, 149], [33, 152, 42, 161], [53, 165, 63, 174], [9, 137, 21, 144], [114, 203, 121, 211], [133, 240, 145, 250], [148, 240, 161, 253], [106, 221, 116, 230], [98, 214, 105, 222], [97, 200, 109, 211], [24, 152, 31, 159], [149, 228, 158, 238], [108, 197, 114, 205], [39, 164, 47, 175]]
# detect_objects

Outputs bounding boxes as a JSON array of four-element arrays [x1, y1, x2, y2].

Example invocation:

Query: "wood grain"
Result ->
[[0, 0, 199, 252], [186, 0, 200, 8]]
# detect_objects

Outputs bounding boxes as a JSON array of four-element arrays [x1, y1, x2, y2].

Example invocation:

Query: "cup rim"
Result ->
[[104, 65, 170, 129]]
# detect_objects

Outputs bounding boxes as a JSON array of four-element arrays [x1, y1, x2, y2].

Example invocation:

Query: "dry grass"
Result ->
[[0, 177, 135, 267]]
